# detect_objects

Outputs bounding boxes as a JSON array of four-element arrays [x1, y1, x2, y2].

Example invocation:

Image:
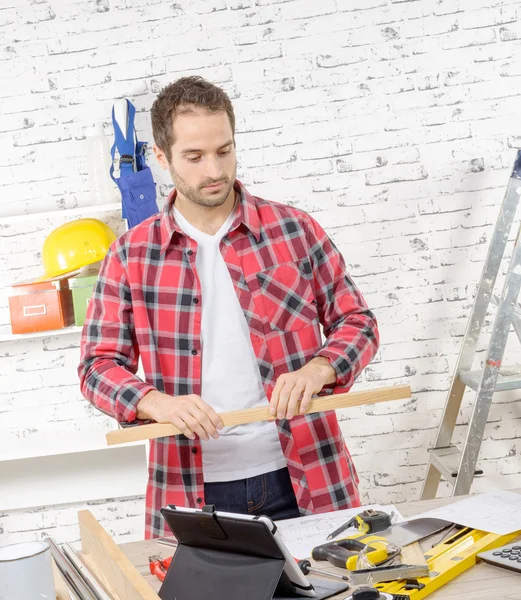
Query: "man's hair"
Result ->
[[151, 76, 236, 162]]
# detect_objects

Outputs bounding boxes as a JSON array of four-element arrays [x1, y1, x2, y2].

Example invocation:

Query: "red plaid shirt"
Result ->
[[79, 180, 379, 538]]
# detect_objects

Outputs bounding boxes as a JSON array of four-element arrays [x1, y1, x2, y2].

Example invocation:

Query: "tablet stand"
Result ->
[[158, 505, 349, 600]]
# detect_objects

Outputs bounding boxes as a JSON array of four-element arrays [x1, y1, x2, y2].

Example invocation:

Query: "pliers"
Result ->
[[149, 554, 173, 582]]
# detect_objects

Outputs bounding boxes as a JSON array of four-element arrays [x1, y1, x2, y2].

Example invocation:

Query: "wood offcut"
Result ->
[[106, 384, 412, 446]]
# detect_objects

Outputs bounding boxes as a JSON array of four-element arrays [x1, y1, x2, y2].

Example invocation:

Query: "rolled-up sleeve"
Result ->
[[78, 243, 155, 423], [305, 216, 379, 391]]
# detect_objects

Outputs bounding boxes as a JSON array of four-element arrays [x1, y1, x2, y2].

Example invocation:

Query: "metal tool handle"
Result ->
[[312, 539, 367, 568]]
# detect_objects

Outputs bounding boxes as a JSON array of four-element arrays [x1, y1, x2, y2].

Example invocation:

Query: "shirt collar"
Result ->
[[159, 179, 261, 254]]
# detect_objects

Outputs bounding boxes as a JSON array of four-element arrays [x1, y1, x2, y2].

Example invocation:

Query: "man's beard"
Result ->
[[170, 163, 236, 208]]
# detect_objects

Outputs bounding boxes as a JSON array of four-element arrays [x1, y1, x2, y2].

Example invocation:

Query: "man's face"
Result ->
[[154, 105, 237, 208]]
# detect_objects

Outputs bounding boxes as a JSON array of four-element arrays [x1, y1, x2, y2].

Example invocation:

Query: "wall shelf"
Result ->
[[0, 199, 143, 513], [0, 444, 148, 512], [0, 202, 122, 225], [0, 324, 83, 343], [0, 427, 144, 463]]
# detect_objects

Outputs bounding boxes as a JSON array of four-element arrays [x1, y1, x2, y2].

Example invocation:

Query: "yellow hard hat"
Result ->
[[42, 218, 117, 278]]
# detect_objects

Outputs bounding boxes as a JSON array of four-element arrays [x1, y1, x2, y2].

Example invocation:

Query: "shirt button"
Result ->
[[192, 447, 198, 454], [196, 497, 203, 504], [193, 297, 199, 304], [187, 249, 193, 256], [191, 349, 198, 356]]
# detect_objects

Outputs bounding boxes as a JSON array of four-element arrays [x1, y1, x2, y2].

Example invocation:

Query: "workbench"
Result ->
[[116, 491, 521, 600]]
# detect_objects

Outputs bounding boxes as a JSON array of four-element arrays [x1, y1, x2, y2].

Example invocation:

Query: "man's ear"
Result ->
[[152, 145, 170, 170]]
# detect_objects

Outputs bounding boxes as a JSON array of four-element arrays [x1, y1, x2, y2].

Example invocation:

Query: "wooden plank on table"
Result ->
[[106, 384, 412, 446], [81, 554, 125, 600], [52, 558, 70, 600], [427, 562, 521, 600], [78, 510, 160, 600], [400, 542, 427, 566]]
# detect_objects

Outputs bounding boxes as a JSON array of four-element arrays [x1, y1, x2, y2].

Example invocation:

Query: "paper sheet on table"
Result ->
[[409, 490, 521, 535], [275, 504, 405, 559]]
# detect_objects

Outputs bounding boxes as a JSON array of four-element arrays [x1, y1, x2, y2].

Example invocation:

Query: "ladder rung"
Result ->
[[429, 447, 462, 481], [490, 294, 521, 316], [459, 365, 521, 392], [429, 447, 484, 482]]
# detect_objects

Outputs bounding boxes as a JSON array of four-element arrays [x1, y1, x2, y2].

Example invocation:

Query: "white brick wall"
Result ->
[[2, 0, 521, 546], [0, 496, 145, 547]]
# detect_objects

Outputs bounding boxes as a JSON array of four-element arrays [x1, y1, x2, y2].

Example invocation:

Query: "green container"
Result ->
[[69, 274, 98, 326]]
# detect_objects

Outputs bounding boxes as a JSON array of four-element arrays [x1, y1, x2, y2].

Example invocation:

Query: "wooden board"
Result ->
[[401, 542, 428, 566], [78, 510, 160, 600], [81, 554, 125, 600], [106, 384, 412, 445], [52, 558, 70, 600]]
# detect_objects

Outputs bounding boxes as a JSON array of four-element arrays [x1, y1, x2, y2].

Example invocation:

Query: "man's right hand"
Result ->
[[137, 390, 223, 441]]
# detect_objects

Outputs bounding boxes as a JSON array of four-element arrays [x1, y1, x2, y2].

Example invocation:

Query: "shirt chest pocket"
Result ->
[[256, 260, 318, 332]]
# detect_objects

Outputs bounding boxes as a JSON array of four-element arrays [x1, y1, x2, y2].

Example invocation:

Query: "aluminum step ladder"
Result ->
[[421, 149, 521, 500]]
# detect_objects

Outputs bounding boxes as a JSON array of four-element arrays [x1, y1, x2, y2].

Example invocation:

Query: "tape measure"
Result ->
[[354, 510, 393, 535]]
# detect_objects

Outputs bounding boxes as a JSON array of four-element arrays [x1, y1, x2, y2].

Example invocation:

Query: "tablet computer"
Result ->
[[160, 505, 316, 599]]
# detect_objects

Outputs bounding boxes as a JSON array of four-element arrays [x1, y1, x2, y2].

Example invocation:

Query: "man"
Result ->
[[79, 76, 379, 539]]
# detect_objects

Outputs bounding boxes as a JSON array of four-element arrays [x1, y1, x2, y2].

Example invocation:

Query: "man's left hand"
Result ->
[[269, 357, 337, 420]]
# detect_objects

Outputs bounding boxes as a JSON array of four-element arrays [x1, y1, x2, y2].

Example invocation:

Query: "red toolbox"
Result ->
[[8, 275, 75, 334]]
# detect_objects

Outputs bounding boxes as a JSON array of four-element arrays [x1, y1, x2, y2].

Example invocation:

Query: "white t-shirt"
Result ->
[[173, 205, 287, 482]]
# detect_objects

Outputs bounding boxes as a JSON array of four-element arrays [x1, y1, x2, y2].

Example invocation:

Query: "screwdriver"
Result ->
[[297, 559, 350, 582]]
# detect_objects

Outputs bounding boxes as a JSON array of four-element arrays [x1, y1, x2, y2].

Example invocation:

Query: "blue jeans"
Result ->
[[203, 467, 301, 521]]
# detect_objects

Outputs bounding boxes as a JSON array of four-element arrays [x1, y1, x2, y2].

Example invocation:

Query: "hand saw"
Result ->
[[324, 518, 452, 551], [371, 518, 452, 548]]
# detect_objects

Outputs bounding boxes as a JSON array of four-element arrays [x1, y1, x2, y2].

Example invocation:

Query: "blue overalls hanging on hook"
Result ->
[[110, 99, 159, 229]]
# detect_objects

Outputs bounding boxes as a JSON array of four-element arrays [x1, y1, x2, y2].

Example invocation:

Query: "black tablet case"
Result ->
[[159, 505, 349, 600]]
